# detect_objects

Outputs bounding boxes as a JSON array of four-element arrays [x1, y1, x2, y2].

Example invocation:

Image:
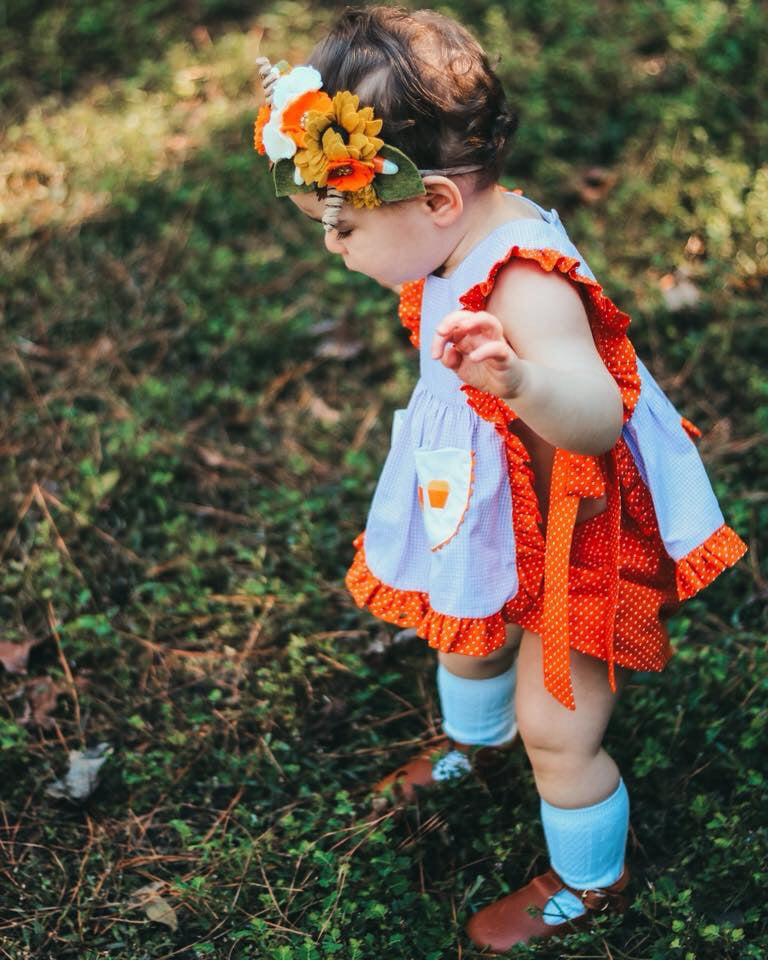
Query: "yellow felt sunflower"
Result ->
[[294, 91, 384, 189], [350, 184, 382, 209]]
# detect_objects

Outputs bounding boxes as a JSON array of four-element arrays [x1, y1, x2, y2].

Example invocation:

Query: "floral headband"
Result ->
[[254, 56, 481, 231]]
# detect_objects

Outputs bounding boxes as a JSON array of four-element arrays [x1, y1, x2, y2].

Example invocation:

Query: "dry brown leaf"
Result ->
[[130, 882, 179, 931], [307, 394, 342, 426], [576, 166, 618, 204], [196, 445, 250, 471], [20, 676, 66, 728], [314, 336, 363, 360], [0, 635, 43, 674]]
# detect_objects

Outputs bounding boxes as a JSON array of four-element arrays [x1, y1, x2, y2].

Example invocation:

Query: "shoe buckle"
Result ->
[[579, 887, 612, 912]]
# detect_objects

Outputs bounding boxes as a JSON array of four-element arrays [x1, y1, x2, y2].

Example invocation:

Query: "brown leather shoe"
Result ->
[[465, 864, 630, 952], [371, 734, 519, 810]]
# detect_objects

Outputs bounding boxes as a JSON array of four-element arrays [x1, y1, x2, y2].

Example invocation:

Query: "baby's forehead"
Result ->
[[289, 193, 326, 219]]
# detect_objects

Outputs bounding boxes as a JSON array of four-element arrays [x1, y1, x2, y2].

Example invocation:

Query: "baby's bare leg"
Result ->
[[516, 629, 631, 808], [437, 623, 522, 678]]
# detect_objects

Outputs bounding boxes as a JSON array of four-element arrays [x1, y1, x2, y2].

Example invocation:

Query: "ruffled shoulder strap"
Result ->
[[398, 279, 425, 349], [458, 245, 641, 422]]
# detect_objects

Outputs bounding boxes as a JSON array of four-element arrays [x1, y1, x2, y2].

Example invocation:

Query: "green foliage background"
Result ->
[[0, 1, 765, 958]]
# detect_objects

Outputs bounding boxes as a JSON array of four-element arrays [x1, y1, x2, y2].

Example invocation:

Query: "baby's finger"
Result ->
[[432, 311, 503, 359], [443, 344, 463, 369], [431, 321, 465, 359], [468, 340, 512, 365], [437, 310, 503, 340]]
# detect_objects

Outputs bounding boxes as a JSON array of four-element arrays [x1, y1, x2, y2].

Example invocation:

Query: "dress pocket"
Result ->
[[413, 446, 475, 552]]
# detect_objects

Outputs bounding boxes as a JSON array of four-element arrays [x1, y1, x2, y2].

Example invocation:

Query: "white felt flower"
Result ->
[[271, 65, 323, 110], [261, 119, 297, 160], [262, 65, 324, 162]]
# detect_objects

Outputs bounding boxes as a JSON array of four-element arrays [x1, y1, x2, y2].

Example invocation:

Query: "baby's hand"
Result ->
[[431, 310, 526, 399]]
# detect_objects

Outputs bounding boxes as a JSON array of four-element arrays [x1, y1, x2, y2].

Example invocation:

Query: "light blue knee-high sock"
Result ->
[[539, 778, 629, 924], [432, 662, 517, 780]]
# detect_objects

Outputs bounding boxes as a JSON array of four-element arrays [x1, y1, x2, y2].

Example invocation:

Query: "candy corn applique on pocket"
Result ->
[[413, 447, 475, 552]]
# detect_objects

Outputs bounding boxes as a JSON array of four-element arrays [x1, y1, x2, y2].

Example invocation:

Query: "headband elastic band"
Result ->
[[417, 165, 484, 176]]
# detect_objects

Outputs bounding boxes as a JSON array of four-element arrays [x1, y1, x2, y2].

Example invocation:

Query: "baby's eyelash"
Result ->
[[335, 229, 352, 240]]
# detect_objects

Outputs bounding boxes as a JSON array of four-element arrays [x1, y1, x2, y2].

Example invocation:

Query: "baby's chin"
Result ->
[[343, 257, 425, 288]]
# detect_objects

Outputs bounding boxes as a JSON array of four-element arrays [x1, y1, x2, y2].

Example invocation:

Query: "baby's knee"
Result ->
[[517, 705, 601, 768], [438, 642, 517, 680]]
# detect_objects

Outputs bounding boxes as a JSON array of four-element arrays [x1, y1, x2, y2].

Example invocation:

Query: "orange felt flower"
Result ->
[[280, 90, 333, 148], [254, 105, 270, 155], [326, 157, 375, 191]]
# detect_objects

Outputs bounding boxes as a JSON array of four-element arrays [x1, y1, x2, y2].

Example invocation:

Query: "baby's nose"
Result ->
[[324, 230, 346, 255]]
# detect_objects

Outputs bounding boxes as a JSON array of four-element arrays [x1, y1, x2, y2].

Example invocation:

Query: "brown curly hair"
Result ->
[[307, 5, 517, 190]]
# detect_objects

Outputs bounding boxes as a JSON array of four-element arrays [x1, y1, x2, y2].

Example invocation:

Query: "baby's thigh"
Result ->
[[515, 629, 631, 756], [438, 623, 522, 679]]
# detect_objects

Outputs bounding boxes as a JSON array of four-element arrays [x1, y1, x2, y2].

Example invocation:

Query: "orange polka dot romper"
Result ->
[[345, 192, 747, 710]]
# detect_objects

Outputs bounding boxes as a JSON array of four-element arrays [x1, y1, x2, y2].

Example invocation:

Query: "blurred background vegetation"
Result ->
[[0, 1, 765, 957]]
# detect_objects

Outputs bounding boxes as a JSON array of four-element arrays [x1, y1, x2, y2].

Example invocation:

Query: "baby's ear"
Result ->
[[422, 176, 463, 225]]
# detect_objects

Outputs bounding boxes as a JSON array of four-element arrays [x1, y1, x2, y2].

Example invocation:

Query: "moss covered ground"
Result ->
[[0, 2, 765, 957]]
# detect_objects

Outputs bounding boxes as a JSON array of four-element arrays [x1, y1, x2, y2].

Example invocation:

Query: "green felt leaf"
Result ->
[[374, 145, 426, 202], [273, 159, 314, 197]]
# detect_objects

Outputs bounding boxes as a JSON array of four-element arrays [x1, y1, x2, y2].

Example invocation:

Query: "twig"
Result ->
[[350, 400, 382, 453], [253, 850, 307, 937], [314, 858, 349, 943], [236, 596, 276, 665], [259, 736, 287, 781], [201, 786, 244, 844], [32, 485, 85, 583], [314, 650, 355, 673], [40, 485, 144, 565], [0, 485, 35, 563], [46, 600, 83, 745]]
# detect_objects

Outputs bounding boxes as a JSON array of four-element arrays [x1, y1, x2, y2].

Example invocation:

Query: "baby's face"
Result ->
[[289, 192, 454, 288]]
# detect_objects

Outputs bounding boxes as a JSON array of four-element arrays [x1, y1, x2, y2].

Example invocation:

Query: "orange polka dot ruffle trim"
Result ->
[[675, 523, 747, 600], [345, 532, 511, 656]]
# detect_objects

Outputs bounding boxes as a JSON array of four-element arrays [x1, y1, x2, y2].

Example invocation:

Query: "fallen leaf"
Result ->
[[87, 469, 121, 503], [130, 882, 179, 931], [364, 628, 417, 655], [0, 635, 43, 674], [46, 742, 113, 801], [307, 317, 338, 337], [307, 394, 342, 425], [196, 445, 250, 471], [314, 336, 363, 360], [20, 675, 66, 728], [577, 166, 618, 204]]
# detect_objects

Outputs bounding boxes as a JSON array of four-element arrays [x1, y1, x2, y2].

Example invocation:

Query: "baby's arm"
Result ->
[[432, 260, 623, 456]]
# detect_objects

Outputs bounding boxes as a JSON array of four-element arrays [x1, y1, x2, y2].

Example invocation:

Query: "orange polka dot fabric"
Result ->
[[345, 246, 748, 710], [398, 279, 424, 349]]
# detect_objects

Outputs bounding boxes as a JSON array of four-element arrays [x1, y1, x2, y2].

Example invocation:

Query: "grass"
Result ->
[[0, 1, 765, 957]]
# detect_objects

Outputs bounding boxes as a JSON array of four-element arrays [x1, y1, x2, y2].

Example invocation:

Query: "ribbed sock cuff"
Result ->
[[541, 778, 629, 889], [436, 661, 517, 747]]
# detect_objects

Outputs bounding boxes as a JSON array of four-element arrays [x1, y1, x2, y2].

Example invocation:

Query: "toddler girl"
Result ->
[[253, 6, 747, 950]]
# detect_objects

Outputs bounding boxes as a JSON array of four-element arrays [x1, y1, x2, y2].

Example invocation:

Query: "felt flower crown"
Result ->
[[254, 56, 428, 230]]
